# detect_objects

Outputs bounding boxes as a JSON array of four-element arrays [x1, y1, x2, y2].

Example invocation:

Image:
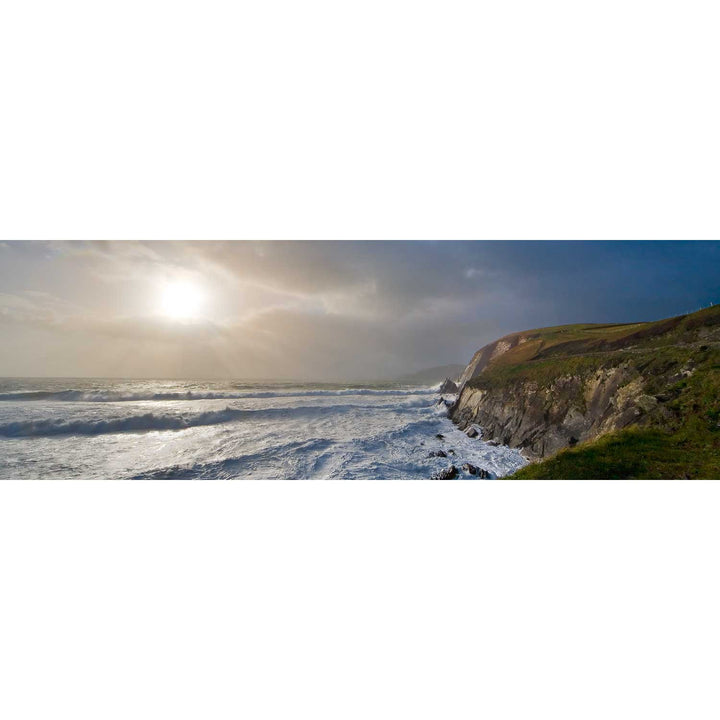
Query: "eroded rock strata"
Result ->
[[449, 306, 720, 462]]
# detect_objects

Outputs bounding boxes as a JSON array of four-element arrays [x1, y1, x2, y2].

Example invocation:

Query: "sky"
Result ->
[[0, 240, 718, 380]]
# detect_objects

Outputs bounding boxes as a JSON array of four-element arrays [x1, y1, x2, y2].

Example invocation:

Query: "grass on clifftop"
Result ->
[[469, 305, 720, 390], [511, 426, 720, 479]]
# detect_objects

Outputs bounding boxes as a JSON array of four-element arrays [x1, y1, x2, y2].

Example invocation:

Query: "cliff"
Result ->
[[449, 306, 720, 478]]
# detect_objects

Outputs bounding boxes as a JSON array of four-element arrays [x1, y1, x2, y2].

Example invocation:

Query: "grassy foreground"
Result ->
[[511, 427, 720, 479]]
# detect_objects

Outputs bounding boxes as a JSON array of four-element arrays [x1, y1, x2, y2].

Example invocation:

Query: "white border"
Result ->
[[1, 1, 718, 240], [2, 1, 719, 718]]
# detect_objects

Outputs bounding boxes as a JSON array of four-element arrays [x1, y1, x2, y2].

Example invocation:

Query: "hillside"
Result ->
[[449, 306, 720, 479], [395, 364, 465, 385]]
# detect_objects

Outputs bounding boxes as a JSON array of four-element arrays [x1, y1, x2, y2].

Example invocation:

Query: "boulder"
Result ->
[[432, 465, 458, 480], [462, 463, 492, 478], [466, 427, 479, 438], [435, 433, 445, 440], [439, 378, 459, 394], [428, 450, 447, 458]]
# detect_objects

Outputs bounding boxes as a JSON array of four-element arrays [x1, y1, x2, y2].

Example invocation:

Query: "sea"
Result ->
[[0, 378, 528, 480]]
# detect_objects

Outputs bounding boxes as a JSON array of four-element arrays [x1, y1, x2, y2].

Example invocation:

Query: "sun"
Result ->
[[158, 280, 204, 320]]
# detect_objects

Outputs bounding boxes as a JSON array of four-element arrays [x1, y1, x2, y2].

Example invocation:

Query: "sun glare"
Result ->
[[159, 280, 204, 320]]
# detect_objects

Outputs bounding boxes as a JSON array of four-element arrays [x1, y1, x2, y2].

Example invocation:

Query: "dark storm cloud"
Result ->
[[0, 241, 717, 379]]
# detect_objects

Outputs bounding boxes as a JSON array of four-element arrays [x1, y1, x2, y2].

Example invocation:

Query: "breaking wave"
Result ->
[[0, 400, 431, 438], [0, 387, 437, 403]]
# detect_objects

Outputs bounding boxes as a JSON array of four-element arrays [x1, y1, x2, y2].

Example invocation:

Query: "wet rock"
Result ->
[[432, 465, 458, 480], [486, 440, 500, 446], [428, 450, 447, 458], [466, 427, 479, 438], [439, 378, 459, 394], [448, 449, 456, 455], [461, 463, 492, 478], [435, 433, 445, 440]]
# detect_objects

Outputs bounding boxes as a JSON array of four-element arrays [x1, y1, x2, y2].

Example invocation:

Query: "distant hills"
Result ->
[[395, 364, 465, 385], [450, 305, 720, 479]]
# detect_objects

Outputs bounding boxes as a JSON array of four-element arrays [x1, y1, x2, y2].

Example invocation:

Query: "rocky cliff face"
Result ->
[[452, 363, 668, 459], [449, 307, 720, 461], [456, 332, 530, 387]]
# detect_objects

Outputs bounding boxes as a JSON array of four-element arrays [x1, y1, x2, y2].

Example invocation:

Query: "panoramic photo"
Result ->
[[0, 240, 718, 479]]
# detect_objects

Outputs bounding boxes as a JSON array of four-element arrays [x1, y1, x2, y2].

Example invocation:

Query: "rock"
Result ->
[[462, 462, 479, 475], [448, 449, 456, 455], [428, 450, 447, 458], [466, 427, 479, 438], [439, 378, 459, 394], [461, 463, 492, 478], [486, 440, 500, 446], [435, 433, 445, 440], [432, 465, 458, 480]]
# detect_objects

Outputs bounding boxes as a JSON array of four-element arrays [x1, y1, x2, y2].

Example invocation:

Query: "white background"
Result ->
[[1, 0, 719, 240], [2, 1, 720, 719]]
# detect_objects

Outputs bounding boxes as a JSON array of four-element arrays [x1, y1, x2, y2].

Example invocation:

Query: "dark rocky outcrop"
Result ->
[[461, 463, 491, 478], [439, 378, 459, 394], [428, 450, 447, 458], [432, 465, 458, 480]]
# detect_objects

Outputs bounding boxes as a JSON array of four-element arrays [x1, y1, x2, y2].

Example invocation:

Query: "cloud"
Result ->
[[0, 241, 719, 379]]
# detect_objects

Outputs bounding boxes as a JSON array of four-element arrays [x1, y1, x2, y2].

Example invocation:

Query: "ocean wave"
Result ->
[[131, 416, 445, 479], [0, 387, 436, 403], [0, 400, 431, 438], [132, 437, 338, 479], [0, 409, 240, 437]]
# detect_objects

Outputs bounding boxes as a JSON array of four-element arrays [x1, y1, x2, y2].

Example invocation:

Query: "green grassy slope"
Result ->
[[465, 306, 720, 479]]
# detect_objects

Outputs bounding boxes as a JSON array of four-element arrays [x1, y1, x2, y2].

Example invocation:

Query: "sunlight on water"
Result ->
[[0, 379, 527, 480]]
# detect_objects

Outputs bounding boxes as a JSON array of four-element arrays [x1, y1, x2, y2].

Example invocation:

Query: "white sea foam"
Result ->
[[0, 379, 527, 479]]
